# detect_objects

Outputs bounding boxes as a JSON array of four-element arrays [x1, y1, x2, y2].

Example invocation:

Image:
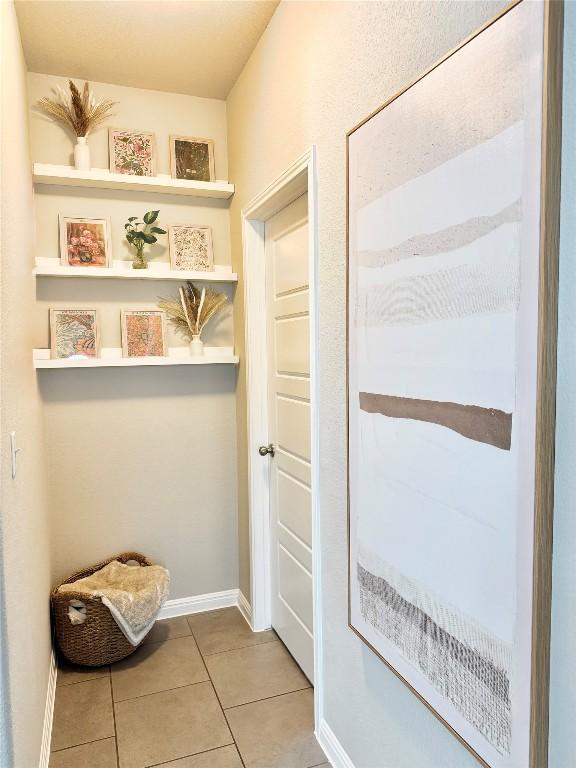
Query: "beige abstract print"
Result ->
[[169, 225, 213, 271], [348, 3, 545, 767]]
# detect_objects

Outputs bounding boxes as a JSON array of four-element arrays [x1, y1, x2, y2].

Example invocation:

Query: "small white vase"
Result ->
[[190, 335, 204, 356], [74, 136, 91, 171]]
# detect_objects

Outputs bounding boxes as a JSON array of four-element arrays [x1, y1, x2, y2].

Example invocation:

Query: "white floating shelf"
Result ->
[[33, 259, 237, 283], [33, 163, 235, 200], [33, 347, 239, 369]]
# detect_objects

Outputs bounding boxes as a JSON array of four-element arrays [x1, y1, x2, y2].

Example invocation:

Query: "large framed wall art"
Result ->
[[346, 2, 563, 767]]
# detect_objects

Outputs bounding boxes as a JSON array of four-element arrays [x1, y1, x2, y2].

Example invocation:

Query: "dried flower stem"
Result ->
[[159, 282, 228, 338], [37, 80, 116, 137]]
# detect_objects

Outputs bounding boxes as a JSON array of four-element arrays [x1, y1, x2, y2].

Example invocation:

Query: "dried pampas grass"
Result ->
[[158, 282, 227, 338], [37, 80, 116, 137]]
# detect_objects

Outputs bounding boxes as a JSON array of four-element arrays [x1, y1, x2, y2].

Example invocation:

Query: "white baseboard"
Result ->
[[316, 719, 355, 768], [39, 649, 57, 768], [158, 589, 239, 619], [237, 591, 252, 628]]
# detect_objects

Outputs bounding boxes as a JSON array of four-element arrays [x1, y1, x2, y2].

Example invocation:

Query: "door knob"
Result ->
[[259, 444, 275, 457]]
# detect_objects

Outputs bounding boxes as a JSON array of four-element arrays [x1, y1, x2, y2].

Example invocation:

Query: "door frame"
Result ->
[[242, 147, 321, 709]]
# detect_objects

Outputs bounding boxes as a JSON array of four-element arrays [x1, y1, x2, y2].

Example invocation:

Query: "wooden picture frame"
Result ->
[[50, 309, 100, 359], [346, 2, 562, 767], [121, 310, 167, 358], [109, 129, 157, 177], [59, 216, 112, 268], [168, 224, 214, 272], [169, 135, 215, 182]]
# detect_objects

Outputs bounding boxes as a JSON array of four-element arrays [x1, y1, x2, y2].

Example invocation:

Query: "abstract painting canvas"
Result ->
[[347, 2, 561, 767], [121, 310, 167, 357], [50, 309, 99, 359]]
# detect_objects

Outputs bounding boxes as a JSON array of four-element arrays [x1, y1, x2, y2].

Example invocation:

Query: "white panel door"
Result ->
[[264, 193, 313, 682]]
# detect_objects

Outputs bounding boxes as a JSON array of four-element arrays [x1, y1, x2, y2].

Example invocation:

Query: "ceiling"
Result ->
[[15, 0, 279, 99]]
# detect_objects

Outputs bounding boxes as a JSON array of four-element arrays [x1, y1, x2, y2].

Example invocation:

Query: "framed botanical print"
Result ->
[[121, 310, 167, 357], [50, 309, 99, 359], [346, 2, 562, 767], [168, 225, 214, 271], [59, 216, 111, 267], [109, 129, 156, 176], [169, 135, 215, 182]]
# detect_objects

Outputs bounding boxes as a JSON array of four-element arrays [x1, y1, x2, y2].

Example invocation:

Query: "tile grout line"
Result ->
[[204, 673, 247, 768], [50, 734, 116, 754], [197, 636, 278, 659], [184, 611, 277, 660], [187, 610, 290, 768], [222, 685, 314, 712], [54, 613, 312, 767], [141, 630, 204, 652], [55, 670, 110, 687], [183, 606, 240, 628], [145, 742, 239, 768], [174, 611, 312, 768], [111, 631, 211, 704], [201, 636, 313, 768], [109, 669, 121, 768], [50, 670, 115, 756], [112, 677, 212, 704]]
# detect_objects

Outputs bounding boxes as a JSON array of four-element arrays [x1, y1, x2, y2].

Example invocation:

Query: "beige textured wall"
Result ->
[[0, 3, 52, 766], [28, 74, 238, 597], [227, 1, 509, 764]]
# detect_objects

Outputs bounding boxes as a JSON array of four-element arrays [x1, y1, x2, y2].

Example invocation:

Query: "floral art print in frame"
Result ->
[[109, 129, 156, 176], [121, 310, 167, 358], [59, 216, 111, 267], [50, 309, 99, 359]]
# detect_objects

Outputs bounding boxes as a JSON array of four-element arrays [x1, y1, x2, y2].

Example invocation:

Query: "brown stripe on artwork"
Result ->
[[359, 393, 512, 450]]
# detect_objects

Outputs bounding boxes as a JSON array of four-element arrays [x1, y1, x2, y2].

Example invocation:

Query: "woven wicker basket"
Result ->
[[51, 552, 152, 667]]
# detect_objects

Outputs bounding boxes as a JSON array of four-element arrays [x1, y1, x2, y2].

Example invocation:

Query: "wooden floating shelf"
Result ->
[[34, 259, 237, 283], [33, 163, 235, 200], [33, 347, 239, 369]]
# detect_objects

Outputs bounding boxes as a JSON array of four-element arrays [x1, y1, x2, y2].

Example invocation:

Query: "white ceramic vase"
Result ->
[[74, 136, 91, 171], [190, 335, 204, 356]]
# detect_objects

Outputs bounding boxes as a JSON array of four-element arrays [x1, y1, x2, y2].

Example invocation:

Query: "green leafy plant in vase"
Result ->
[[125, 210, 166, 269]]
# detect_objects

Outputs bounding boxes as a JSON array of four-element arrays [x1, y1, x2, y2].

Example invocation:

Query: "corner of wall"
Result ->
[[1, 2, 53, 765]]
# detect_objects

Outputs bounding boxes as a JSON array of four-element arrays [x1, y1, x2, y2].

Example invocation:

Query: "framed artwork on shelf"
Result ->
[[346, 2, 562, 768], [59, 216, 112, 267], [169, 135, 215, 182], [121, 310, 167, 357], [109, 129, 156, 176], [50, 309, 99, 359], [168, 224, 214, 271]]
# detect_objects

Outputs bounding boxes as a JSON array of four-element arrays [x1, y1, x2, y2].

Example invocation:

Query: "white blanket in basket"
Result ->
[[58, 560, 170, 645]]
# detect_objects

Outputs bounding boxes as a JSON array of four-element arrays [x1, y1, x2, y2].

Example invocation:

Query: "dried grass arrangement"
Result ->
[[158, 282, 227, 339], [37, 80, 116, 137]]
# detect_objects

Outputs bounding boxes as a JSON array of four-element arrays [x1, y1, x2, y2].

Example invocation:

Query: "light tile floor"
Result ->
[[50, 608, 329, 768]]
